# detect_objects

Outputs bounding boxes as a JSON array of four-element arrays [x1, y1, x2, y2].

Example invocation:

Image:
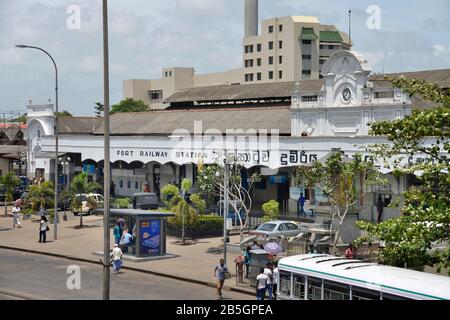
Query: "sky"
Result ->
[[0, 0, 449, 116]]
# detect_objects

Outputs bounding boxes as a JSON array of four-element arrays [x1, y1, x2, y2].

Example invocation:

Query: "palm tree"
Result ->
[[70, 172, 100, 228], [27, 181, 55, 213], [0, 172, 20, 216]]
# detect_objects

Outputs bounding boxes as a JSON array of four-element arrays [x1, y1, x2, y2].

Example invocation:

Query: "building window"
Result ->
[[268, 71, 274, 80], [245, 45, 254, 54], [302, 55, 311, 60], [245, 59, 254, 68], [279, 41, 283, 49], [279, 24, 283, 32], [149, 90, 163, 103], [268, 56, 274, 65], [302, 40, 312, 45], [164, 71, 168, 77], [37, 130, 41, 139], [135, 181, 139, 189], [245, 73, 254, 82], [320, 44, 324, 49], [328, 45, 334, 50], [257, 58, 262, 66], [268, 25, 274, 33], [279, 70, 283, 79], [257, 43, 262, 52], [302, 70, 311, 75], [279, 56, 283, 64], [257, 72, 262, 81], [119, 180, 123, 188], [374, 91, 394, 99], [269, 41, 274, 50], [302, 95, 318, 102]]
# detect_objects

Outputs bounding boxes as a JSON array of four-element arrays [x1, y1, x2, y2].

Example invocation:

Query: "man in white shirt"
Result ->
[[264, 262, 274, 300], [256, 268, 269, 300], [272, 262, 279, 300], [12, 203, 22, 228], [111, 244, 123, 275]]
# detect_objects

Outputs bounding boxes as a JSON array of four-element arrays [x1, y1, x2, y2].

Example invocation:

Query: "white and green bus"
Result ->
[[277, 254, 450, 300]]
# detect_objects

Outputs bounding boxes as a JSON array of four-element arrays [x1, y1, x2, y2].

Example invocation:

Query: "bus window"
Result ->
[[293, 275, 305, 300], [324, 281, 350, 300], [382, 293, 412, 300], [351, 287, 381, 300], [279, 271, 291, 297], [307, 277, 323, 300]]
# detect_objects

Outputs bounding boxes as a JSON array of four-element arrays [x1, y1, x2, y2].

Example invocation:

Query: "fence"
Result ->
[[236, 262, 267, 288]]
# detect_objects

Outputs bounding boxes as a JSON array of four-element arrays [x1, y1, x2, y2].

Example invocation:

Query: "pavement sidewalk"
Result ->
[[0, 210, 254, 297]]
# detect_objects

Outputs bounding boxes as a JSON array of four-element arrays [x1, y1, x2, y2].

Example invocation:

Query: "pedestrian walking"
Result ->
[[256, 268, 269, 300], [214, 258, 229, 299], [272, 261, 279, 300], [113, 220, 123, 245], [39, 216, 49, 243], [376, 196, 384, 223], [298, 193, 306, 217], [12, 202, 22, 228], [264, 262, 274, 300], [243, 246, 252, 279], [111, 244, 123, 275]]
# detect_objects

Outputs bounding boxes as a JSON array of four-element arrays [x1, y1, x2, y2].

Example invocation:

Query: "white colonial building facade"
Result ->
[[26, 51, 448, 243]]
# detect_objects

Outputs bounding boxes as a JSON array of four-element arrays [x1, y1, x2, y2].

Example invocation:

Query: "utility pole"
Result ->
[[102, 0, 111, 301], [223, 150, 228, 265], [349, 10, 352, 46]]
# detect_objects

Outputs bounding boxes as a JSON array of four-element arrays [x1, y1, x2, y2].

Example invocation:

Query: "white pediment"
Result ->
[[321, 50, 372, 76]]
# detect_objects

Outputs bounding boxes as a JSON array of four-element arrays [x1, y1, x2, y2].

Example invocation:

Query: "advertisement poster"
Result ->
[[140, 220, 161, 255]]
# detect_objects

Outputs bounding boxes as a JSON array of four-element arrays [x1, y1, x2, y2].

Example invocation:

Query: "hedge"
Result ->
[[167, 215, 224, 238]]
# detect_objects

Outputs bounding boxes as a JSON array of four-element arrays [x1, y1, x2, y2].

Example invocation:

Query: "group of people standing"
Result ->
[[256, 262, 279, 300]]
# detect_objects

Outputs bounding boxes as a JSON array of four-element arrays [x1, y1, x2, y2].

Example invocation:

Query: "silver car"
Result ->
[[250, 220, 303, 238]]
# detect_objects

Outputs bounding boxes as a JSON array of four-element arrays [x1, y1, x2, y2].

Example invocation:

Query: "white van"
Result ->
[[72, 193, 104, 216]]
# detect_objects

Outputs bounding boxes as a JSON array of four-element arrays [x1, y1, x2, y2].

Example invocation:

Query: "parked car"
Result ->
[[72, 193, 104, 216], [216, 200, 247, 226], [249, 220, 304, 238], [132, 192, 158, 210]]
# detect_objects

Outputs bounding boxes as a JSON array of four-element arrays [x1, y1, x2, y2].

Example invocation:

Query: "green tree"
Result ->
[[69, 172, 100, 228], [162, 180, 199, 244], [262, 200, 280, 223], [110, 98, 149, 114], [197, 162, 261, 242], [296, 152, 385, 253], [56, 111, 72, 117], [94, 102, 104, 117], [357, 77, 450, 274], [0, 172, 21, 216], [27, 181, 55, 212]]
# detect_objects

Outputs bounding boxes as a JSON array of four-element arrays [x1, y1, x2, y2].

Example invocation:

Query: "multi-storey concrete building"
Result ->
[[123, 0, 350, 110]]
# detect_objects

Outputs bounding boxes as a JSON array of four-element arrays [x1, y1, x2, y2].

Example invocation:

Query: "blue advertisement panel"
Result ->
[[140, 220, 161, 255]]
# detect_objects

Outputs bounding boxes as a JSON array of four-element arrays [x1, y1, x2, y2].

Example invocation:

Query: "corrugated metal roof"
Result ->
[[58, 117, 103, 134], [164, 69, 450, 104], [92, 107, 291, 136], [163, 80, 324, 103]]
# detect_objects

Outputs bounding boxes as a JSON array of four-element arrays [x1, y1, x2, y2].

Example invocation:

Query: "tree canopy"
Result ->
[[357, 77, 450, 274], [56, 111, 72, 117], [110, 98, 149, 114]]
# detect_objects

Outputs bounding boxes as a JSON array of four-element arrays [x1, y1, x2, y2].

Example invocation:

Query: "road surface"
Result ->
[[0, 249, 251, 300]]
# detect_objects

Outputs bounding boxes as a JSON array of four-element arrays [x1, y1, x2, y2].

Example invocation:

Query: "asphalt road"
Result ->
[[0, 249, 252, 300]]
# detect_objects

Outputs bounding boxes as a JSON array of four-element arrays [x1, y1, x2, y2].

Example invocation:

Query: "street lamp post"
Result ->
[[102, 0, 111, 301], [16, 44, 59, 241], [59, 156, 71, 221]]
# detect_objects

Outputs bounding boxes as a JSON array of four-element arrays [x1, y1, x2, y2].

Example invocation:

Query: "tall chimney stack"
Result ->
[[244, 0, 258, 37]]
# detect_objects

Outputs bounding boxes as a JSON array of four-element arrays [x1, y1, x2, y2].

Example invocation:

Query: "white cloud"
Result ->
[[0, 0, 449, 115]]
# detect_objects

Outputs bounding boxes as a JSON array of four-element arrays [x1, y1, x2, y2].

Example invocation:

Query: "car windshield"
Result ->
[[258, 223, 277, 232], [142, 195, 156, 202]]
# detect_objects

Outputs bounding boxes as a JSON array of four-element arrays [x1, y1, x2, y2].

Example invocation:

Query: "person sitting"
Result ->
[[120, 229, 133, 252]]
